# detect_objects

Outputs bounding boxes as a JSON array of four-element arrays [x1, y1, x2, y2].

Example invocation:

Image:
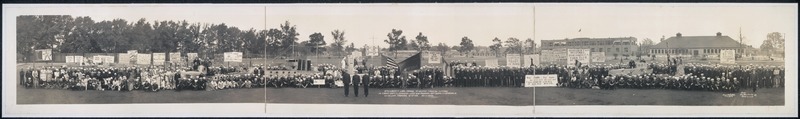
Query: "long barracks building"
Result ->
[[650, 32, 745, 57], [540, 37, 638, 57]]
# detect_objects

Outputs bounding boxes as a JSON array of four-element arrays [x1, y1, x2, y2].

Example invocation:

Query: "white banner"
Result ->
[[313, 79, 326, 85], [523, 54, 540, 66], [127, 50, 137, 63], [720, 50, 736, 64], [591, 52, 606, 63], [485, 59, 498, 67], [554, 48, 568, 64], [428, 53, 441, 64], [187, 53, 198, 61], [525, 74, 558, 87], [540, 50, 554, 63], [65, 56, 74, 63], [224, 52, 243, 62], [506, 54, 521, 67], [170, 52, 181, 63], [153, 53, 166, 65], [137, 54, 151, 65], [118, 54, 129, 64], [103, 56, 115, 64], [93, 55, 104, 64], [567, 49, 591, 67], [75, 56, 84, 64]]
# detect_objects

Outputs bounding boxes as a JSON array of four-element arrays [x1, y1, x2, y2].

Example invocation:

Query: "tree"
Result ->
[[18, 15, 74, 54], [433, 43, 450, 54], [307, 32, 327, 57], [523, 38, 537, 54], [265, 28, 283, 57], [489, 37, 503, 57], [414, 32, 431, 51], [761, 32, 785, 56], [457, 36, 475, 56], [639, 38, 655, 56], [345, 43, 357, 53], [384, 29, 408, 53], [330, 29, 346, 56], [280, 21, 300, 57], [504, 37, 522, 54]]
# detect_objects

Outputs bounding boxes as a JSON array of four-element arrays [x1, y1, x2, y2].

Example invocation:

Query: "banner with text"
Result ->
[[75, 56, 85, 64], [169, 52, 181, 63], [428, 53, 441, 64], [127, 50, 137, 64], [65, 56, 74, 63], [187, 53, 198, 61], [137, 54, 151, 65], [103, 56, 115, 64], [525, 74, 558, 87], [118, 54, 129, 64], [223, 52, 243, 62], [591, 52, 606, 63], [720, 50, 736, 64], [366, 46, 380, 56], [567, 49, 591, 67], [153, 53, 166, 65], [506, 54, 521, 67]]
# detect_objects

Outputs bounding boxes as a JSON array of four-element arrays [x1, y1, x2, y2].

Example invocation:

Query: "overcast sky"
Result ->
[[3, 3, 797, 48]]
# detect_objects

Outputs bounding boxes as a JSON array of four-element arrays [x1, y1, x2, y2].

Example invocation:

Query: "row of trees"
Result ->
[[17, 15, 362, 59]]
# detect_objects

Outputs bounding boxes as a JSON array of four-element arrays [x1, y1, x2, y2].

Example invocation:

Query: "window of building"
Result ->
[[616, 48, 620, 52], [599, 48, 603, 52], [591, 48, 595, 52], [624, 48, 629, 52]]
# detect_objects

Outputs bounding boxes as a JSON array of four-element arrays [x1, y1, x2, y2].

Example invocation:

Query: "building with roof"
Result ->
[[650, 32, 746, 57], [540, 37, 638, 57]]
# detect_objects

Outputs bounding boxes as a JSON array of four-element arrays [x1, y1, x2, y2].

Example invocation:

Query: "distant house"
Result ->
[[650, 32, 746, 57]]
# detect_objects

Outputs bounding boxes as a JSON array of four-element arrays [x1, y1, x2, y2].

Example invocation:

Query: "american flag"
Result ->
[[382, 54, 397, 69]]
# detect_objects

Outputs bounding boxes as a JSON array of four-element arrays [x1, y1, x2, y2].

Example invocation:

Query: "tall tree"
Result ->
[[384, 29, 408, 53], [504, 37, 522, 54], [458, 36, 475, 55], [17, 15, 74, 54], [345, 42, 357, 53], [523, 38, 537, 54], [307, 32, 327, 57], [280, 21, 300, 57], [415, 32, 431, 51], [330, 29, 346, 56], [489, 37, 503, 56]]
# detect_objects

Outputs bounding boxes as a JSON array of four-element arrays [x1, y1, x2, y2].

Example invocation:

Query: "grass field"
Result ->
[[16, 86, 783, 106]]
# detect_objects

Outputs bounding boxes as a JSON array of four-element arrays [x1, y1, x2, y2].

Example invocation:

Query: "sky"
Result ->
[[3, 3, 797, 48]]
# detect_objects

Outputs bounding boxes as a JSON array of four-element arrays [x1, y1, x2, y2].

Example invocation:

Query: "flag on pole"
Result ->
[[382, 54, 397, 69], [398, 52, 422, 73]]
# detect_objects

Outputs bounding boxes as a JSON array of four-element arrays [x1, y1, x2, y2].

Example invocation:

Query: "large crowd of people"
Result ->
[[18, 59, 784, 93]]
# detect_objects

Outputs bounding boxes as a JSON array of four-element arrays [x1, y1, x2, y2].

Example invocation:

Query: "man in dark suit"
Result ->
[[362, 73, 371, 97], [342, 71, 351, 97], [352, 73, 361, 97]]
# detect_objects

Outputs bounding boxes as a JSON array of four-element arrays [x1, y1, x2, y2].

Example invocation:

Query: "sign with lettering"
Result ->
[[591, 52, 605, 63], [118, 54, 129, 64], [169, 52, 181, 63], [506, 54, 521, 67], [35, 49, 52, 61], [65, 56, 75, 63], [428, 53, 441, 64], [127, 50, 137, 64], [224, 52, 243, 62], [153, 53, 166, 65], [720, 50, 735, 64], [187, 53, 198, 61], [137, 54, 151, 65], [525, 74, 558, 87], [567, 49, 591, 67]]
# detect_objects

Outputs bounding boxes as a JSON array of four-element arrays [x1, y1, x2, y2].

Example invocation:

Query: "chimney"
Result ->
[[716, 32, 722, 36], [676, 33, 682, 37]]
